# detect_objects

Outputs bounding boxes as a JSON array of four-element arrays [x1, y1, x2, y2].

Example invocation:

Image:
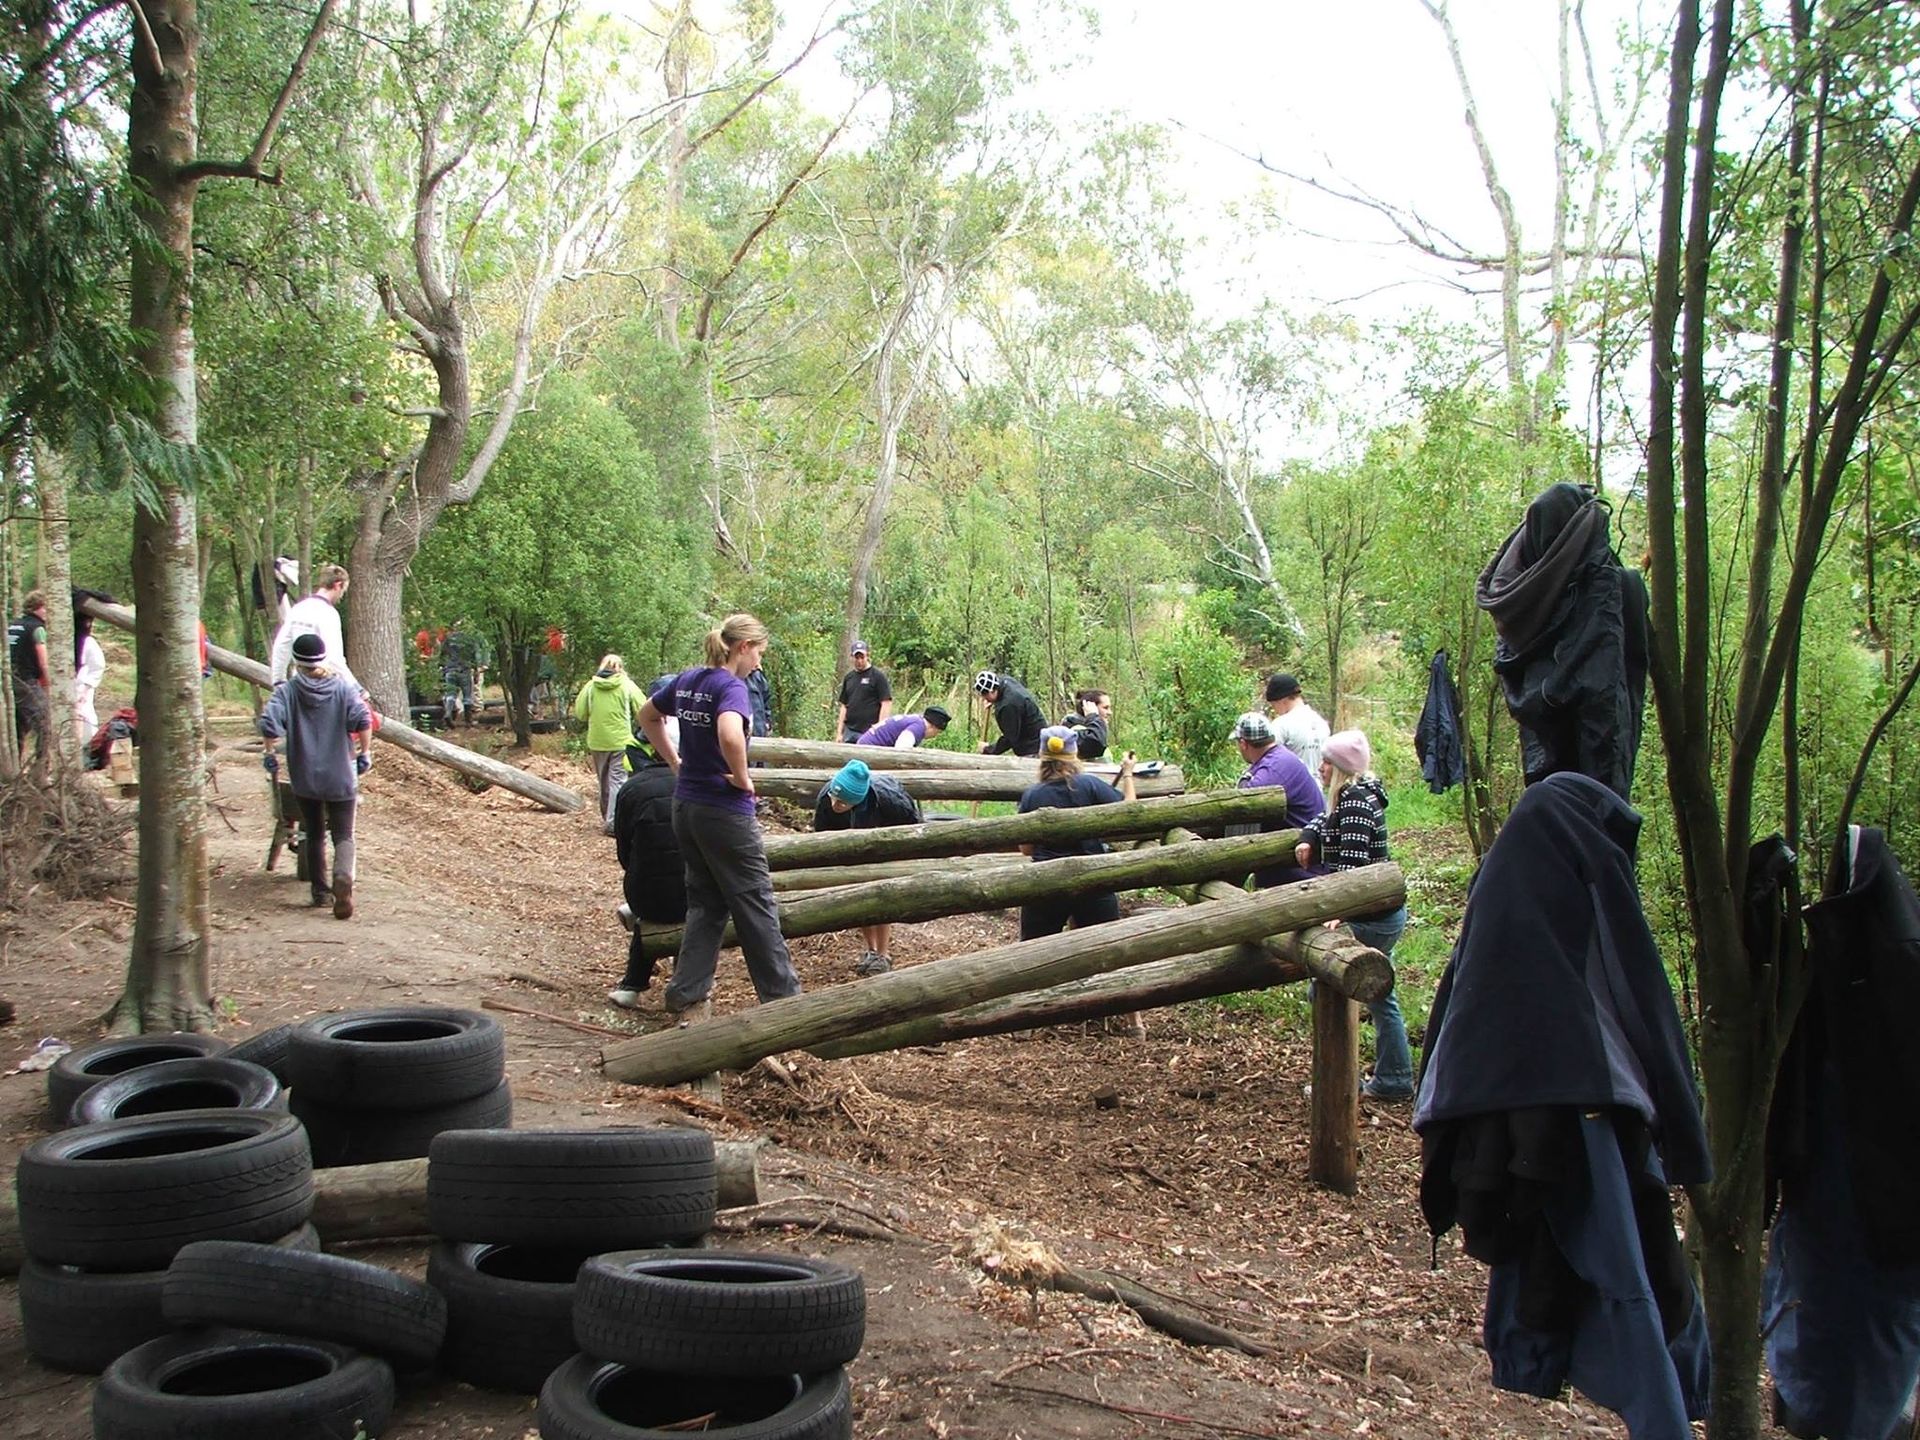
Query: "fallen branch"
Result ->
[[989, 1376, 1297, 1439], [481, 995, 629, 1038]]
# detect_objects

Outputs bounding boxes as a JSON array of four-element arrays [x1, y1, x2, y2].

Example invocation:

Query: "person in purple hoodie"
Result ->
[[637, 613, 803, 1022], [1230, 711, 1327, 888], [855, 704, 950, 749]]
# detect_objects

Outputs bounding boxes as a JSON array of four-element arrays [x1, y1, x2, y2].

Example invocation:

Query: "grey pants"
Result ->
[[297, 795, 356, 897], [666, 800, 803, 1012], [591, 750, 624, 830]]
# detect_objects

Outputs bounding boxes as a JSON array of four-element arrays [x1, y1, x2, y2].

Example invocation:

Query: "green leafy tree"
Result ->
[[1140, 598, 1248, 789], [411, 375, 704, 746]]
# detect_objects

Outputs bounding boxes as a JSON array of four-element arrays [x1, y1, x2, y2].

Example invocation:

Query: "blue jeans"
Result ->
[[1347, 905, 1413, 1095]]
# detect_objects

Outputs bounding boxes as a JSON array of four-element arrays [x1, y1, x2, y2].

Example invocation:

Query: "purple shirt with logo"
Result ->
[[1240, 743, 1329, 887], [659, 665, 756, 815], [856, 714, 926, 747]]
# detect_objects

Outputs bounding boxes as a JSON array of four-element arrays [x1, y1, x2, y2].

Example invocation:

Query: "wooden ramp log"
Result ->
[[753, 737, 1055, 771], [81, 597, 584, 815], [809, 924, 1385, 1058], [747, 766, 1183, 804], [1159, 827, 1394, 1002], [0, 1139, 765, 1274], [761, 787, 1299, 871], [638, 829, 1303, 960], [770, 853, 1018, 893], [602, 864, 1404, 1087]]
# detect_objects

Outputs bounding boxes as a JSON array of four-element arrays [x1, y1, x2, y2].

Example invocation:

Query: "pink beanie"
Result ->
[[1323, 729, 1372, 777]]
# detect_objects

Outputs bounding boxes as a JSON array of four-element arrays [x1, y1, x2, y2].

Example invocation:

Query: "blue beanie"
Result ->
[[827, 759, 871, 805]]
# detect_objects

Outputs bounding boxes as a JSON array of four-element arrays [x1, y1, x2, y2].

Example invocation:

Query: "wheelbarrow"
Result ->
[[264, 776, 309, 881]]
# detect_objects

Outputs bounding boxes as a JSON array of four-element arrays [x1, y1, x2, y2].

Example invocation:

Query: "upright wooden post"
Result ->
[[1308, 983, 1359, 1195]]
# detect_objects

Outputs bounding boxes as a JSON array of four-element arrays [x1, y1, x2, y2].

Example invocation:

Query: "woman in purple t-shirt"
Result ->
[[636, 613, 802, 1020]]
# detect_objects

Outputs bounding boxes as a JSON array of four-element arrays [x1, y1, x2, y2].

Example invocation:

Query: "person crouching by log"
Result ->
[[259, 632, 372, 919], [637, 614, 803, 1024], [1293, 728, 1414, 1101], [1019, 728, 1140, 1034], [607, 715, 687, 1010], [813, 759, 922, 975], [855, 704, 950, 749]]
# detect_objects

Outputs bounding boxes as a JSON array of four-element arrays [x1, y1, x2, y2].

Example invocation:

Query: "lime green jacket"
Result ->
[[573, 671, 646, 751]]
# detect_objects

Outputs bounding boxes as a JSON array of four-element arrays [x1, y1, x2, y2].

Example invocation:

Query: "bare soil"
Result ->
[[0, 739, 1714, 1438]]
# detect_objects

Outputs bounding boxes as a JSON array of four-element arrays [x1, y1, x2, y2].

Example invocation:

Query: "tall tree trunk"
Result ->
[[113, 0, 215, 1032], [34, 441, 76, 770]]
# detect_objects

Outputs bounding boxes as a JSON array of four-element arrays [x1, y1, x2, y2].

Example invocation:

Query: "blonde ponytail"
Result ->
[[705, 613, 769, 667]]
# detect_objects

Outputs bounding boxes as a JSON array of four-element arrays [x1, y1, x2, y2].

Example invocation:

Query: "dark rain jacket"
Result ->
[[1058, 710, 1109, 762], [613, 758, 686, 924], [1414, 649, 1467, 793], [1414, 773, 1711, 1436], [987, 677, 1045, 757], [811, 772, 922, 833], [1475, 483, 1649, 801]]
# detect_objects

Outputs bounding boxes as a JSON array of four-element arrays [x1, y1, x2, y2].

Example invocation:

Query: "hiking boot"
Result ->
[[855, 951, 891, 977], [615, 902, 636, 933], [308, 889, 332, 908], [1361, 1076, 1413, 1102], [332, 876, 354, 921], [672, 999, 712, 1028]]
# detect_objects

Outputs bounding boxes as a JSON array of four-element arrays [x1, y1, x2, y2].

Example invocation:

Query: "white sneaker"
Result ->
[[615, 903, 635, 933], [607, 988, 642, 1009]]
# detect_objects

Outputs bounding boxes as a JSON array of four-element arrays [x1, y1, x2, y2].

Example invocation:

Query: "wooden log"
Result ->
[[808, 925, 1385, 1058], [746, 766, 1184, 804], [0, 1138, 765, 1273], [753, 736, 1041, 771], [769, 853, 1018, 892], [638, 830, 1302, 960], [1308, 984, 1360, 1195], [80, 596, 584, 814], [602, 864, 1404, 1087], [761, 787, 1301, 871], [1160, 827, 1394, 1003]]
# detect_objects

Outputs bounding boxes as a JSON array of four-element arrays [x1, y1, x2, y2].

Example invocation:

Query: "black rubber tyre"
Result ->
[[426, 1240, 589, 1395], [286, 1007, 505, 1109], [92, 1327, 394, 1440], [290, 1079, 512, 1167], [48, 1033, 232, 1124], [14, 1109, 313, 1270], [572, 1251, 865, 1377], [224, 1023, 297, 1082], [163, 1241, 447, 1370], [428, 1127, 715, 1248], [69, 1057, 285, 1126], [18, 1225, 320, 1374], [538, 1358, 851, 1440]]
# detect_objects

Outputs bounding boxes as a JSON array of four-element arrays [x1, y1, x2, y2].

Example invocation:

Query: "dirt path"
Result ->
[[1, 744, 1680, 1437]]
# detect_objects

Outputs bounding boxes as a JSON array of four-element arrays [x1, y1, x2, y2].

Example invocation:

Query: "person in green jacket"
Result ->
[[575, 653, 647, 834]]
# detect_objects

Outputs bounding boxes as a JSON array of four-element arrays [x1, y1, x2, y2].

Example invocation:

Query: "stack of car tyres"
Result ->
[[16, 1034, 311, 1375], [545, 1248, 866, 1439], [424, 1126, 720, 1396], [87, 1237, 454, 1439], [285, 1007, 510, 1166]]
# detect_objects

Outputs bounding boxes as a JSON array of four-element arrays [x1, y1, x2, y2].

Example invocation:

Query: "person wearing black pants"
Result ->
[[1015, 727, 1136, 938], [607, 739, 687, 1009]]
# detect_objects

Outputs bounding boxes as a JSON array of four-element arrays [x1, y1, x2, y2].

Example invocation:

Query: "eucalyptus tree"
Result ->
[[336, 0, 661, 716], [1641, 3, 1920, 1434]]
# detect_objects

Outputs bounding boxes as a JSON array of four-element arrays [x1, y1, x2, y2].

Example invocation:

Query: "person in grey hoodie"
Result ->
[[260, 631, 372, 919]]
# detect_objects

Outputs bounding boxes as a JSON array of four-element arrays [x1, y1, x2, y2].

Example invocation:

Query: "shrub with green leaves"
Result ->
[[1140, 598, 1250, 788]]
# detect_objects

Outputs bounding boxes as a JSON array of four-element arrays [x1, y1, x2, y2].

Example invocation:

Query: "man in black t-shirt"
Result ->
[[835, 639, 892, 742]]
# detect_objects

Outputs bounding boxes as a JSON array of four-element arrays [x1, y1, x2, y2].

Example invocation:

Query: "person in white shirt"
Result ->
[[270, 563, 360, 694], [72, 617, 107, 747], [1265, 672, 1329, 774]]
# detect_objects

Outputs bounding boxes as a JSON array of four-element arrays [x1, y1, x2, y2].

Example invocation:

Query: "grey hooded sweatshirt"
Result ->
[[259, 671, 371, 802]]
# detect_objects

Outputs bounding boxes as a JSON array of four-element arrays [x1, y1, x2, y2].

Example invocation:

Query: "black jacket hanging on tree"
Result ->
[[1414, 648, 1467, 793], [1475, 483, 1649, 801]]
